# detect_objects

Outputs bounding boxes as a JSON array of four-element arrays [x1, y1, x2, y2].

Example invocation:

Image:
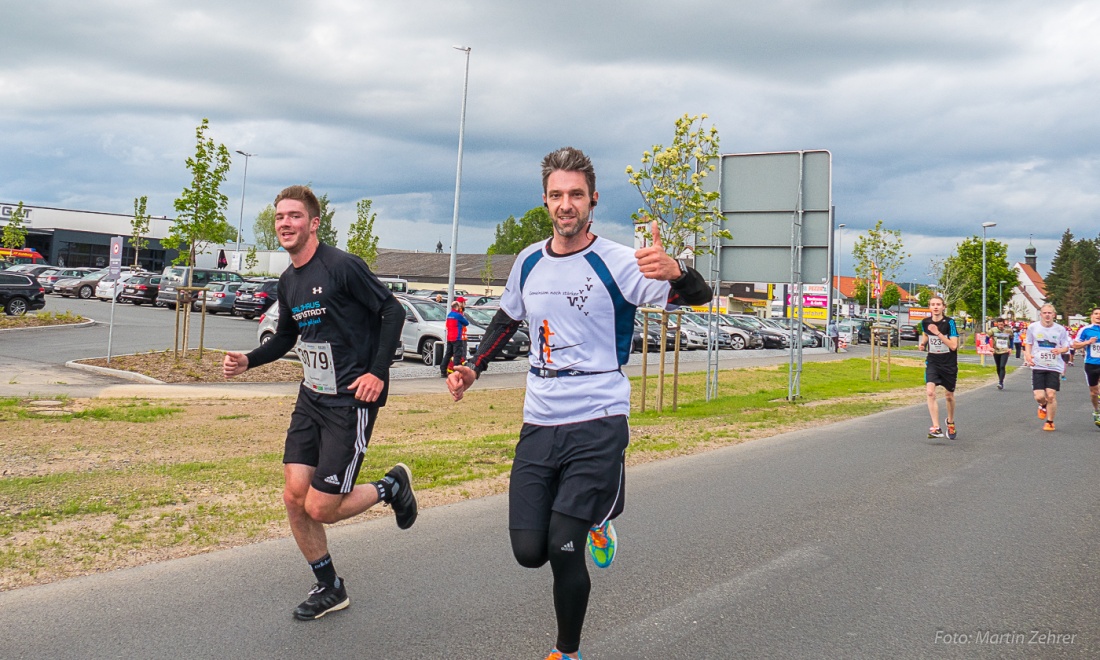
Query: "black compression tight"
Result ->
[[510, 512, 592, 655], [994, 352, 1009, 383]]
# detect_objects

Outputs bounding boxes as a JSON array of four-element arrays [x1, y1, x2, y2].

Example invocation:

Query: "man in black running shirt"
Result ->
[[223, 185, 416, 621]]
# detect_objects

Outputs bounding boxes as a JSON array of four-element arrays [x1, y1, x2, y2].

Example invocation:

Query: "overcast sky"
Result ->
[[3, 0, 1098, 281]]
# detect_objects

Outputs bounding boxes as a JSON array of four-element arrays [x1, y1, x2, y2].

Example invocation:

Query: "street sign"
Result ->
[[109, 236, 123, 279]]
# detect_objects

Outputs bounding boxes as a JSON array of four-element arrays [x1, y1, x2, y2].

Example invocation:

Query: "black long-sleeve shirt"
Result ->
[[245, 243, 404, 407]]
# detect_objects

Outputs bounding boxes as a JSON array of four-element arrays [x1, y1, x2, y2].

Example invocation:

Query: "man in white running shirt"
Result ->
[[1023, 303, 1072, 432]]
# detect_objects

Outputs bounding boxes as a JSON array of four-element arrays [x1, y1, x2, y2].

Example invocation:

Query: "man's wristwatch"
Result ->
[[672, 259, 689, 284]]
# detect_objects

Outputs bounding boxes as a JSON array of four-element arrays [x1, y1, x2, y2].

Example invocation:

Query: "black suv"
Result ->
[[233, 279, 279, 319], [0, 272, 47, 315]]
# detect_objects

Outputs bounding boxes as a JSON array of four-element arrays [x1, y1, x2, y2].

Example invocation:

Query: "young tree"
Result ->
[[131, 196, 151, 267], [488, 206, 552, 254], [252, 204, 278, 250], [626, 113, 728, 258], [245, 245, 259, 272], [851, 220, 910, 308], [480, 246, 495, 293], [931, 256, 967, 314], [316, 192, 339, 247], [346, 198, 379, 267], [917, 287, 933, 307], [165, 118, 236, 269], [1, 201, 28, 249]]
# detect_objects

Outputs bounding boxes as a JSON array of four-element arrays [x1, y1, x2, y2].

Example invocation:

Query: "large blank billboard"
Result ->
[[695, 150, 831, 284]]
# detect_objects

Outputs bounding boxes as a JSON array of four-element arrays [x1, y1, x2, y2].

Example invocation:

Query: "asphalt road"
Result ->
[[1, 367, 1097, 658]]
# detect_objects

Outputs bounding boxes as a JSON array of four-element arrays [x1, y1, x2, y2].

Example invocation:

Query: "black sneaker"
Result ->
[[386, 463, 418, 530], [294, 581, 349, 620]]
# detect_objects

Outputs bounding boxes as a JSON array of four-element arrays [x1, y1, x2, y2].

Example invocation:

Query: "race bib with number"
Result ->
[[994, 335, 1009, 350], [1090, 343, 1100, 359], [1034, 349, 1059, 370], [928, 336, 950, 354], [295, 340, 338, 394]]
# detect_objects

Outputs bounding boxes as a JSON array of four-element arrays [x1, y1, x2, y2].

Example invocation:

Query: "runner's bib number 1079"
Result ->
[[296, 340, 338, 394]]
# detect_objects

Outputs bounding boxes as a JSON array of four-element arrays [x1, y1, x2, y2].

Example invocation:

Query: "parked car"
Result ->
[[463, 305, 530, 360], [468, 295, 501, 307], [760, 318, 816, 347], [233, 279, 279, 319], [55, 268, 109, 299], [634, 313, 681, 351], [899, 324, 919, 341], [679, 311, 735, 349], [119, 274, 163, 306], [770, 318, 827, 347], [693, 312, 765, 350], [397, 295, 484, 366], [4, 264, 55, 277], [157, 267, 245, 308], [95, 270, 147, 301], [193, 281, 244, 314], [727, 314, 790, 349], [872, 325, 901, 346], [256, 304, 403, 364], [0, 272, 46, 315], [838, 318, 872, 344], [39, 267, 95, 293]]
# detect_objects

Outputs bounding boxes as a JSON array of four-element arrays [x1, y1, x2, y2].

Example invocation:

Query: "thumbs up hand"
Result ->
[[634, 219, 681, 281]]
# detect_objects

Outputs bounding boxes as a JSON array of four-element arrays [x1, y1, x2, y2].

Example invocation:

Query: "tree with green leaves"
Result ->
[[942, 236, 1019, 321], [165, 118, 236, 268], [1044, 229, 1100, 320], [131, 196, 151, 267], [245, 245, 259, 272], [346, 198, 379, 267], [488, 206, 552, 255], [1, 201, 28, 249], [317, 192, 339, 247], [851, 220, 910, 309], [626, 113, 728, 258], [917, 287, 933, 307], [852, 280, 901, 309], [252, 204, 278, 250]]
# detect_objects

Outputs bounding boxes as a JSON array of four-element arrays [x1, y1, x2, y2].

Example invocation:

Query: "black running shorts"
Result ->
[[1031, 369, 1062, 392], [284, 395, 377, 495], [1084, 363, 1100, 388], [925, 361, 958, 392], [509, 416, 629, 531]]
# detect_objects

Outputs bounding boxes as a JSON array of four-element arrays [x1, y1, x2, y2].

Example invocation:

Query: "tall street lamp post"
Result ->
[[981, 221, 996, 334], [834, 223, 845, 323], [235, 150, 254, 270], [999, 280, 1007, 317], [447, 45, 472, 307]]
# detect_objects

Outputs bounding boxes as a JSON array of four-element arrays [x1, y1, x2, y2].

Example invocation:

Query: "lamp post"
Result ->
[[999, 280, 1006, 317], [981, 222, 996, 334], [835, 223, 846, 322], [234, 150, 254, 270], [446, 45, 472, 307]]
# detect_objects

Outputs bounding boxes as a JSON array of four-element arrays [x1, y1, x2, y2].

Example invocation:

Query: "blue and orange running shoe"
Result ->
[[586, 520, 617, 568], [546, 650, 582, 660]]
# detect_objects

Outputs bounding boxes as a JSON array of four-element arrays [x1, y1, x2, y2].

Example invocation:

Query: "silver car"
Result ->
[[257, 303, 403, 364], [397, 295, 484, 366]]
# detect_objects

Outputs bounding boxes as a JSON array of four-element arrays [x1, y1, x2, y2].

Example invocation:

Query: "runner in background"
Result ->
[[988, 317, 1013, 390], [1072, 307, 1100, 428]]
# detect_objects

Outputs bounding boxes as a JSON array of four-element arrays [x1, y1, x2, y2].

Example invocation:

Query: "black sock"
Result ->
[[372, 475, 400, 503], [309, 554, 338, 588]]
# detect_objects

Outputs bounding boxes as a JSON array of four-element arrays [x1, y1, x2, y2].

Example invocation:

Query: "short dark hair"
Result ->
[[274, 185, 321, 220], [541, 147, 596, 196]]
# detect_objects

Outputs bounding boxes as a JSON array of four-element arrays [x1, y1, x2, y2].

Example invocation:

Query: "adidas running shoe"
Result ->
[[586, 520, 617, 568], [385, 463, 418, 530], [928, 427, 945, 439], [294, 580, 349, 620], [945, 421, 957, 440]]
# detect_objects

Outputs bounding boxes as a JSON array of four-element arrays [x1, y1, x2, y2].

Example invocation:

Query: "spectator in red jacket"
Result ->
[[440, 297, 469, 377]]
